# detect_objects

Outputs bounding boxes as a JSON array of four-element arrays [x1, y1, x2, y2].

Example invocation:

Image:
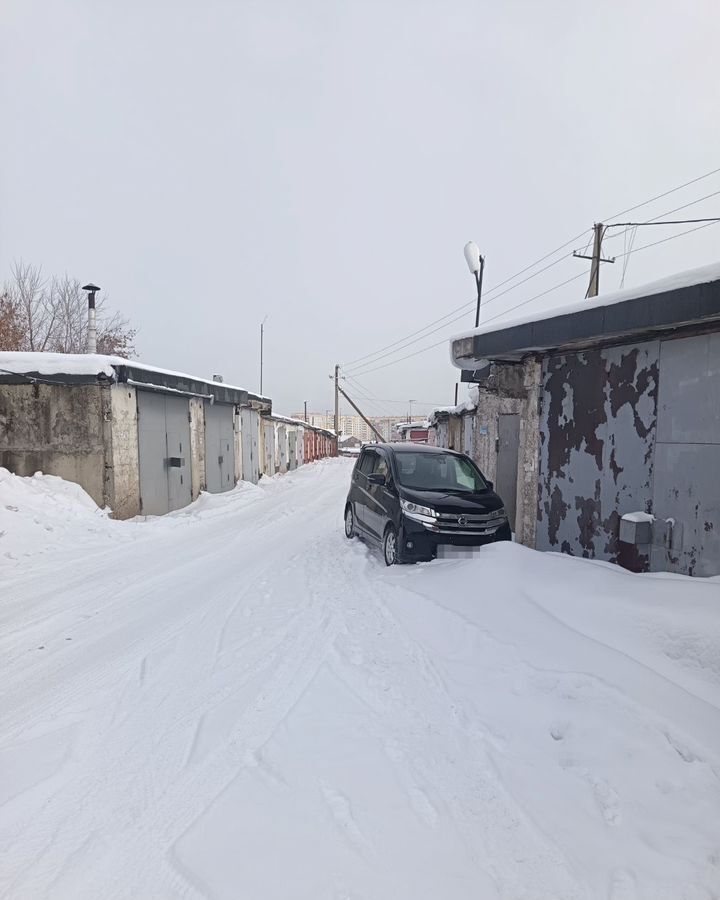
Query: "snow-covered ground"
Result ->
[[1, 460, 719, 900]]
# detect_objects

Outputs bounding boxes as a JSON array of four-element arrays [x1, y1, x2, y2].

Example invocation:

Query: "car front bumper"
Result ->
[[398, 515, 512, 562]]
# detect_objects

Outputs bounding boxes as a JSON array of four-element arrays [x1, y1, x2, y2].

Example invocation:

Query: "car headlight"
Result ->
[[400, 499, 438, 523]]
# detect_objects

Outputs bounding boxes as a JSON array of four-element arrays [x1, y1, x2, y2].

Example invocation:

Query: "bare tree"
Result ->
[[0, 291, 26, 350], [1, 262, 137, 356]]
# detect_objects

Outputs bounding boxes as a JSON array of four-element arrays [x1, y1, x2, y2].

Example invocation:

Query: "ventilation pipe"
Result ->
[[82, 283, 100, 354]]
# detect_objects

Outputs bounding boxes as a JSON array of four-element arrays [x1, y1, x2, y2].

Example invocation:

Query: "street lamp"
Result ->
[[463, 241, 485, 328], [81, 283, 100, 354], [260, 315, 268, 395]]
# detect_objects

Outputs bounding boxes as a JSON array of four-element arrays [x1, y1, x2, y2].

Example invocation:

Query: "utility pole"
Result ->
[[260, 316, 268, 394], [304, 401, 308, 423], [337, 385, 385, 442], [334, 364, 340, 436], [573, 223, 615, 298]]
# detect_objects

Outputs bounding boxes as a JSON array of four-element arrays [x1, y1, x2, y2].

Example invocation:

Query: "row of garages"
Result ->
[[0, 353, 337, 518]]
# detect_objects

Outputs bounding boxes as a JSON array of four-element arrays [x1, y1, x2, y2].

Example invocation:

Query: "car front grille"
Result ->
[[430, 509, 506, 535]]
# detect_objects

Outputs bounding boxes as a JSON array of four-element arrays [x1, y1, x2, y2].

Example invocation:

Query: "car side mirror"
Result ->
[[367, 472, 386, 486]]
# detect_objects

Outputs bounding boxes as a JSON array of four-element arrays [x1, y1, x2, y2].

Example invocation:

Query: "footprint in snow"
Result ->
[[549, 720, 569, 742], [408, 786, 438, 828], [609, 868, 637, 900], [320, 783, 374, 856]]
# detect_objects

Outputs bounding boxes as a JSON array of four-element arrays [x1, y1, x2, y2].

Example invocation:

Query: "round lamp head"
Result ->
[[463, 241, 482, 274]]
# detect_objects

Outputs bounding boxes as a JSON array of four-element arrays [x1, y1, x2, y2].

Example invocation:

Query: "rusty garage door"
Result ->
[[537, 341, 659, 563]]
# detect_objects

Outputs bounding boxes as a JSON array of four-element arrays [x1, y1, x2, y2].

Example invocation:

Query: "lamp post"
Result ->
[[260, 316, 268, 395], [463, 241, 485, 328], [81, 283, 100, 353]]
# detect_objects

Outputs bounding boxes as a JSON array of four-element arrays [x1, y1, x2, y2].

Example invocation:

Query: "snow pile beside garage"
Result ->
[[0, 467, 113, 563]]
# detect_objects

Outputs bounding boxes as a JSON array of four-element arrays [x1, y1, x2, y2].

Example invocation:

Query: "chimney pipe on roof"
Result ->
[[82, 283, 100, 354]]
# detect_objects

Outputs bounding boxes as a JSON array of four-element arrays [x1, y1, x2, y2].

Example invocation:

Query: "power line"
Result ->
[[349, 217, 719, 378], [343, 165, 720, 378], [613, 218, 720, 259], [603, 188, 720, 242], [340, 229, 592, 370], [349, 270, 589, 378], [344, 252, 579, 374], [344, 374, 445, 406], [342, 165, 720, 373], [610, 216, 720, 228], [603, 165, 720, 222]]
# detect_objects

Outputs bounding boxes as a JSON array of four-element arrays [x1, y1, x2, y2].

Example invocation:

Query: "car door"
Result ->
[[353, 449, 378, 532], [364, 451, 395, 540]]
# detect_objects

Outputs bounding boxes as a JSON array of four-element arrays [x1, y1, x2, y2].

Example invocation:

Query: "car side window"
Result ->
[[375, 456, 389, 478], [359, 450, 377, 475]]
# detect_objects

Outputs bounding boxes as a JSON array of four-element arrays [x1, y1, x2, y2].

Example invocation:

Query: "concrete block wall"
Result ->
[[0, 383, 109, 508], [188, 397, 207, 501], [109, 385, 141, 518]]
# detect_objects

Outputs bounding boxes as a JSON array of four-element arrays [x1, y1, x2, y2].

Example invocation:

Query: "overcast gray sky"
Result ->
[[2, 1, 719, 419]]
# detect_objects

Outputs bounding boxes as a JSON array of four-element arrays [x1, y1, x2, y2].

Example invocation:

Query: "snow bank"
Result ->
[[0, 467, 113, 563]]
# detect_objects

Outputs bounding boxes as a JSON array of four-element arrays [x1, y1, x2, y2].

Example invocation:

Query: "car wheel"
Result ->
[[344, 505, 356, 539], [383, 525, 399, 566]]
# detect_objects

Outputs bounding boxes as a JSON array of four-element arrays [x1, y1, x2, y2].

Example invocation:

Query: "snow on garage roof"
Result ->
[[0, 351, 122, 378], [0, 352, 270, 406], [451, 261, 720, 367]]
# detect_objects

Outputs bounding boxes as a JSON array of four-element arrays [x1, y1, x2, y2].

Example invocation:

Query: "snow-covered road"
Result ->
[[1, 459, 720, 899]]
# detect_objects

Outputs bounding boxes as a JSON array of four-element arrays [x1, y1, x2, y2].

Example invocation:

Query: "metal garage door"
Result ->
[[651, 333, 720, 576], [137, 391, 192, 515], [288, 428, 297, 470], [240, 408, 260, 483], [205, 403, 236, 493]]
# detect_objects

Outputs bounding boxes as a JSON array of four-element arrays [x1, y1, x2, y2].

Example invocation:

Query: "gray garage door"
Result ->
[[137, 391, 192, 515], [240, 407, 260, 484], [651, 332, 720, 576], [205, 403, 236, 493]]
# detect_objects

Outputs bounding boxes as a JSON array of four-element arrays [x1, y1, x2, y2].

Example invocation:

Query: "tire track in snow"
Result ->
[[0, 465, 349, 899]]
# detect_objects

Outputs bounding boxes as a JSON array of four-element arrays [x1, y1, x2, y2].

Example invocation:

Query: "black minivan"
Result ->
[[344, 443, 511, 565]]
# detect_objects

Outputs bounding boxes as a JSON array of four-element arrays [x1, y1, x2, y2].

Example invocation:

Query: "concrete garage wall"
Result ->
[[109, 385, 141, 518], [234, 409, 243, 483], [0, 383, 108, 507], [189, 397, 207, 500], [537, 342, 659, 565], [470, 360, 541, 549]]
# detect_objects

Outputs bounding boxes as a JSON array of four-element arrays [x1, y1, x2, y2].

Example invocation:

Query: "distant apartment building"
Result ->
[[293, 413, 398, 442]]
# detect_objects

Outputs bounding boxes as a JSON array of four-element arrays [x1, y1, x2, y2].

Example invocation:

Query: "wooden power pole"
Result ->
[[334, 364, 340, 435], [574, 223, 615, 298], [337, 385, 385, 442]]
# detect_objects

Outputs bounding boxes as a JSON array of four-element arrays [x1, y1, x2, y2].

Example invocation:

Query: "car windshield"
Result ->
[[394, 451, 487, 492]]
